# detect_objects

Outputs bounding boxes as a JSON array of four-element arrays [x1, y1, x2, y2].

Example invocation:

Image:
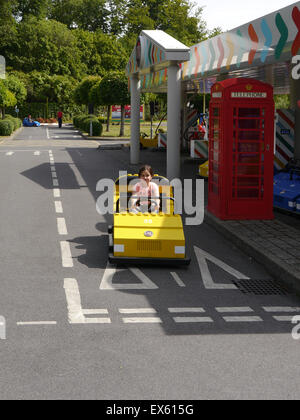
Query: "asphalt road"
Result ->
[[0, 124, 300, 400]]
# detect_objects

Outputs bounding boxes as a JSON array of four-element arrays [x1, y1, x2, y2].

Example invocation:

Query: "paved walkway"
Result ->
[[205, 212, 300, 295]]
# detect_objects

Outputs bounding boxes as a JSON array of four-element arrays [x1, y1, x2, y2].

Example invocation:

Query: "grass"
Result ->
[[100, 121, 167, 138]]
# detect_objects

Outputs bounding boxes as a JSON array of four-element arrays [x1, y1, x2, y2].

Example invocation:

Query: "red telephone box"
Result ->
[[207, 78, 274, 220]]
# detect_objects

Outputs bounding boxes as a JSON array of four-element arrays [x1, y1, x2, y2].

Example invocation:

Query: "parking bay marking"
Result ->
[[99, 247, 251, 291], [64, 278, 111, 324]]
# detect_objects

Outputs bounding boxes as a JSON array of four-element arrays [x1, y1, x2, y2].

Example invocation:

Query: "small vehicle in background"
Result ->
[[23, 116, 41, 127]]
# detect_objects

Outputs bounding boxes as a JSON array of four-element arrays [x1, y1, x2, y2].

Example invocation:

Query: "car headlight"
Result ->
[[114, 244, 125, 253], [174, 246, 185, 255]]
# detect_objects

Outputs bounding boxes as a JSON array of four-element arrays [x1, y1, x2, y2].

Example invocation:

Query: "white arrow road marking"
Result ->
[[64, 278, 111, 324], [194, 246, 249, 290], [100, 263, 158, 290]]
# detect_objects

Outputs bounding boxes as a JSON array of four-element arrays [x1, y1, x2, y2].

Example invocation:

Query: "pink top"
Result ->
[[132, 181, 160, 206]]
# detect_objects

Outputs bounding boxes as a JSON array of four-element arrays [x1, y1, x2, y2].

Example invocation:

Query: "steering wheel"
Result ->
[[134, 198, 159, 213]]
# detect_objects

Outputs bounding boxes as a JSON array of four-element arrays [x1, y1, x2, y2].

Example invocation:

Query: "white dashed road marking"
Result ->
[[216, 307, 254, 313], [223, 316, 263, 323], [57, 218, 68, 235], [173, 317, 214, 323], [122, 318, 162, 324], [60, 241, 73, 268], [55, 201, 63, 214]]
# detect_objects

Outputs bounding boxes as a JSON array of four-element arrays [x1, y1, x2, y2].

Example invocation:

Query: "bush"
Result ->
[[73, 114, 103, 136], [4, 114, 17, 130], [0, 119, 14, 136], [4, 115, 23, 130], [73, 114, 88, 128]]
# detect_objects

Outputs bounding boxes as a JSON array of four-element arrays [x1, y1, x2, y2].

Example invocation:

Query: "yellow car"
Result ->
[[108, 174, 191, 266], [199, 161, 209, 178]]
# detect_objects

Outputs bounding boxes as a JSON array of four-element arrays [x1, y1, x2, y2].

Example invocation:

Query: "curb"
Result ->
[[205, 209, 300, 296]]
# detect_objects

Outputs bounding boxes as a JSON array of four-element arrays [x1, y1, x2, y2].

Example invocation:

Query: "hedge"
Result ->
[[73, 114, 103, 137], [4, 115, 22, 131], [0, 119, 14, 136], [0, 116, 22, 136]]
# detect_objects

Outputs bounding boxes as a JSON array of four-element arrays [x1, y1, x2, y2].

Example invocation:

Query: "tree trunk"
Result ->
[[120, 105, 125, 137], [88, 103, 94, 115], [106, 105, 111, 132]]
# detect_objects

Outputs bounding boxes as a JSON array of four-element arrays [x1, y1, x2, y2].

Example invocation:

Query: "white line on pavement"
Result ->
[[216, 307, 254, 313], [64, 279, 111, 324], [82, 309, 109, 315], [273, 316, 296, 322], [64, 278, 85, 323], [34, 151, 40, 156], [53, 179, 59, 187], [57, 218, 68, 235], [173, 317, 214, 323], [60, 241, 73, 267], [55, 201, 63, 214], [119, 308, 158, 314], [53, 189, 61, 198], [83, 318, 111, 324], [6, 152, 14, 156], [122, 317, 162, 324], [263, 307, 300, 313], [17, 321, 57, 326], [46, 128, 50, 139], [168, 308, 206, 313], [170, 272, 186, 287], [51, 172, 58, 179], [223, 316, 263, 322]]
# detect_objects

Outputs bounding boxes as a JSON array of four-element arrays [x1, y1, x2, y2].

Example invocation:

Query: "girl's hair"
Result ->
[[139, 165, 154, 177]]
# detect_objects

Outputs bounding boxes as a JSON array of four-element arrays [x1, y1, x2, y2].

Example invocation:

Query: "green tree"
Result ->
[[0, 81, 17, 119], [0, 0, 18, 56], [5, 73, 27, 105], [122, 0, 220, 49], [97, 71, 130, 135], [13, 0, 51, 21], [50, 0, 109, 32], [4, 18, 86, 79], [73, 76, 102, 114], [73, 29, 127, 76]]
